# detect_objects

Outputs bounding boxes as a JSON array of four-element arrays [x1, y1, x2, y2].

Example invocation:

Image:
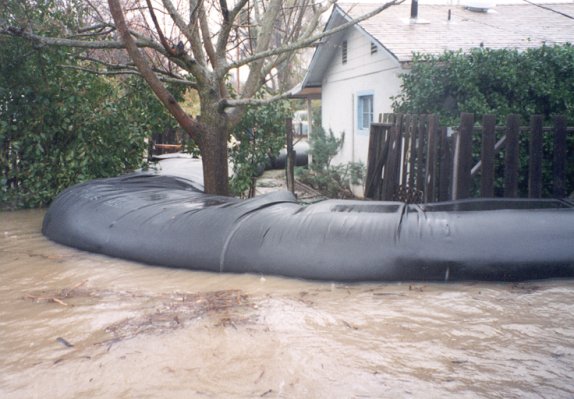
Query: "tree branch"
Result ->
[[161, 0, 206, 68], [76, 55, 198, 87], [226, 0, 405, 74], [76, 23, 114, 34], [220, 0, 230, 22], [61, 64, 197, 86], [220, 88, 294, 110], [107, 0, 200, 140], [216, 0, 249, 58], [145, 0, 177, 56], [9, 24, 161, 54], [1, 26, 146, 50], [241, 0, 283, 98], [199, 2, 218, 67]]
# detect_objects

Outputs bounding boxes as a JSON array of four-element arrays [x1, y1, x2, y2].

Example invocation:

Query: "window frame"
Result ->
[[357, 92, 374, 132]]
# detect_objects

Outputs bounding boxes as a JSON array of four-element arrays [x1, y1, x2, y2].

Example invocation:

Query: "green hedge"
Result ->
[[393, 45, 574, 125], [0, 39, 179, 208]]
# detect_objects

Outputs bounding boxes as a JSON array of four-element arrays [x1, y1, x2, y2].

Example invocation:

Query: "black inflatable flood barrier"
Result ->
[[42, 174, 574, 282]]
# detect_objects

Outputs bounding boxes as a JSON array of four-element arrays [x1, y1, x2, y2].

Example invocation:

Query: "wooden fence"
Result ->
[[364, 113, 573, 202]]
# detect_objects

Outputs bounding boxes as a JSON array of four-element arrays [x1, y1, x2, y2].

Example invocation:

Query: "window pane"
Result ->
[[358, 95, 373, 129]]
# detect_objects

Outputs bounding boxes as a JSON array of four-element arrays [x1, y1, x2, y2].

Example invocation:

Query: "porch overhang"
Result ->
[[288, 84, 322, 100]]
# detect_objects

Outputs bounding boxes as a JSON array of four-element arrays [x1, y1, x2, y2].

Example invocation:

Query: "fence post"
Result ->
[[504, 114, 520, 197], [453, 112, 474, 200], [408, 115, 419, 190], [365, 123, 390, 199], [481, 114, 496, 197], [553, 115, 567, 198], [529, 115, 543, 198], [438, 126, 451, 201], [365, 123, 380, 199], [424, 114, 439, 202], [401, 115, 414, 188], [382, 115, 404, 200], [416, 115, 426, 194], [285, 117, 295, 194]]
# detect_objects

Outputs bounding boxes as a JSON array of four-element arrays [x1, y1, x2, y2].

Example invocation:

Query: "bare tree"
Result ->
[[1, 0, 404, 195]]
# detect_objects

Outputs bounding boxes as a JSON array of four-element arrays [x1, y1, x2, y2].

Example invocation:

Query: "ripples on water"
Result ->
[[1, 210, 574, 398]]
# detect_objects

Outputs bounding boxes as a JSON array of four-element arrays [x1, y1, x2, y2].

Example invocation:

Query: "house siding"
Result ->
[[320, 28, 402, 167]]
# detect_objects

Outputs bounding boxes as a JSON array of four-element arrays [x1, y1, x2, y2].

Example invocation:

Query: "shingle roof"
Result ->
[[339, 2, 574, 62]]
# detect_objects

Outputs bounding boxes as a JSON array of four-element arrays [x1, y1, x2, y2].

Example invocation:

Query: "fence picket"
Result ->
[[454, 113, 474, 200], [416, 115, 426, 194], [425, 114, 439, 202], [504, 114, 520, 198], [438, 126, 451, 202], [528, 115, 544, 198], [553, 115, 567, 198], [408, 115, 418, 189], [381, 115, 404, 200], [480, 114, 496, 197]]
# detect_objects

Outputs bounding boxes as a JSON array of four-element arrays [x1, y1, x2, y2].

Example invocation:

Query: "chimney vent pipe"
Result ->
[[411, 0, 419, 19]]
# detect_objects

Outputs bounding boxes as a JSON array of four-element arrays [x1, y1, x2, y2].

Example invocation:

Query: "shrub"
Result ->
[[0, 40, 178, 208], [297, 127, 364, 198], [229, 100, 291, 197]]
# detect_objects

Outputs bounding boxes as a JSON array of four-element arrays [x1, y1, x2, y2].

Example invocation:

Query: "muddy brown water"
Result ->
[[1, 209, 574, 398]]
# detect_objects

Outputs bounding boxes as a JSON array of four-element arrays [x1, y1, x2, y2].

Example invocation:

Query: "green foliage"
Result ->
[[309, 127, 344, 173], [229, 100, 291, 197], [392, 45, 574, 125], [297, 127, 364, 198], [0, 39, 179, 208], [0, 0, 184, 208]]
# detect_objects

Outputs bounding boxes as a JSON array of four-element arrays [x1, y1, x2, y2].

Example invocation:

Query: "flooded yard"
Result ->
[[1, 209, 574, 398]]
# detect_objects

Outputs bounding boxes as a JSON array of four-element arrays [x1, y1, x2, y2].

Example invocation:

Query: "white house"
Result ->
[[298, 1, 574, 168]]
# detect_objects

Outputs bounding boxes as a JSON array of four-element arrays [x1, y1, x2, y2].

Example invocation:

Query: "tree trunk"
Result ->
[[196, 101, 231, 196], [199, 126, 229, 196]]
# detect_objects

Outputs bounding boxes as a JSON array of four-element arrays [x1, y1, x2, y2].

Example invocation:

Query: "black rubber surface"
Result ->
[[42, 174, 574, 282]]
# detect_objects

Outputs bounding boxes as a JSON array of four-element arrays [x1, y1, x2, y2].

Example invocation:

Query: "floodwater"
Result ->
[[1, 210, 574, 399]]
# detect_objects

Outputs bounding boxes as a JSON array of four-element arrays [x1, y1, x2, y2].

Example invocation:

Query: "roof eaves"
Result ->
[[303, 4, 405, 87], [302, 5, 348, 88]]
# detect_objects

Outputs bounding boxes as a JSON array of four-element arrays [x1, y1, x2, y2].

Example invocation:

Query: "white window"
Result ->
[[357, 94, 373, 130]]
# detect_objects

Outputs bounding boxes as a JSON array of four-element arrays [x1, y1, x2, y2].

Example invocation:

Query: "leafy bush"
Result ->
[[0, 0, 186, 208], [0, 39, 178, 208], [229, 99, 291, 197], [393, 45, 574, 125], [297, 127, 364, 198]]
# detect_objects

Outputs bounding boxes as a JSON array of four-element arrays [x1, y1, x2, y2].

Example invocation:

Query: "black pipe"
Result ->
[[411, 0, 419, 19]]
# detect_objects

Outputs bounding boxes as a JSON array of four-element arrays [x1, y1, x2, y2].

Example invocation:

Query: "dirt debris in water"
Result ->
[[22, 282, 256, 345]]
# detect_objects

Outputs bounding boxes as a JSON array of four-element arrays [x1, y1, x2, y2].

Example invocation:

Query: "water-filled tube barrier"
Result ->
[[42, 174, 574, 282]]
